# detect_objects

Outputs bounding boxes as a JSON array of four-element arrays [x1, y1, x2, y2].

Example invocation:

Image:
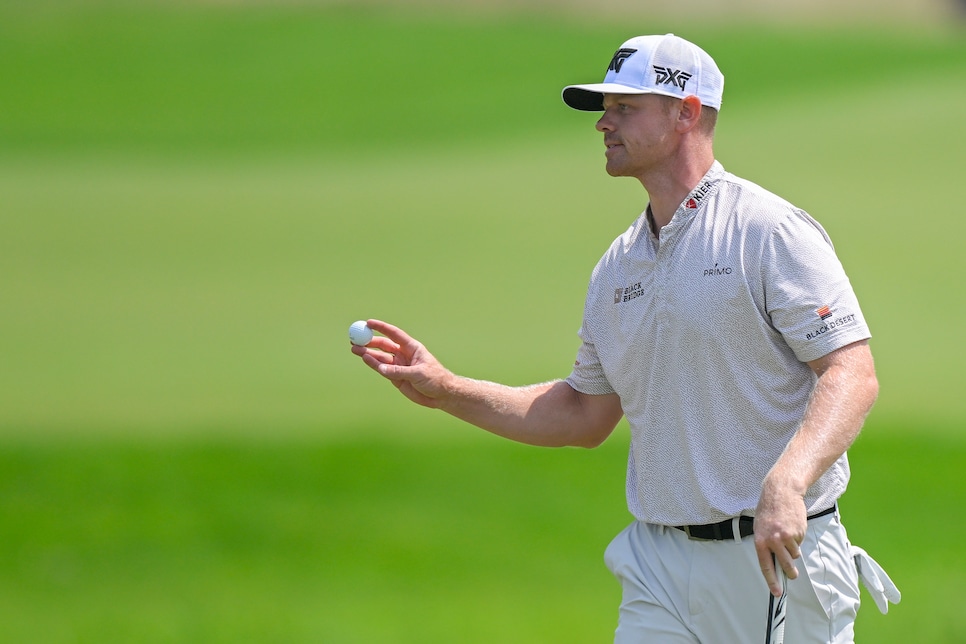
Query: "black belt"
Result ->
[[674, 505, 836, 542]]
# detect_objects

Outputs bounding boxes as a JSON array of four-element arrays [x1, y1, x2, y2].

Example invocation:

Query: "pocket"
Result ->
[[800, 516, 860, 623], [604, 522, 636, 578]]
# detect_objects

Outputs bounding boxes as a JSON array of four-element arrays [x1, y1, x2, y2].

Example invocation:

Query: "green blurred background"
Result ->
[[1, 1, 964, 641]]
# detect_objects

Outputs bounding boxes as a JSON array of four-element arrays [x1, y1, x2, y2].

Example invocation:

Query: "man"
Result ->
[[351, 33, 898, 642]]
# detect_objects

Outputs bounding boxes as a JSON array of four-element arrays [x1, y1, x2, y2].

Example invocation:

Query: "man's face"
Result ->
[[596, 93, 679, 180]]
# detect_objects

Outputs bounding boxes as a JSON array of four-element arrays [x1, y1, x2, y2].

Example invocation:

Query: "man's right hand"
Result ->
[[350, 319, 454, 409]]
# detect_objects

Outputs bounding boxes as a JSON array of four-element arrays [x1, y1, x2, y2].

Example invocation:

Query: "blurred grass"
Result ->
[[0, 434, 628, 642], [0, 4, 964, 642], [0, 427, 962, 642], [2, 96, 965, 433], [1, 7, 964, 434], [1, 5, 964, 155]]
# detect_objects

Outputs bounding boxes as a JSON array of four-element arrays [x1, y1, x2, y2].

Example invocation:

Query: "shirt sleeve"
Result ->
[[763, 210, 871, 363], [565, 321, 616, 396]]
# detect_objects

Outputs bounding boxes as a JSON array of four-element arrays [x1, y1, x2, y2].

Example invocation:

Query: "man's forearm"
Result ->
[[440, 378, 622, 449], [766, 340, 879, 496]]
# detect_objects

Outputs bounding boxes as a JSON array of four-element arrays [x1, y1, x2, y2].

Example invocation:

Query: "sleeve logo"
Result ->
[[806, 305, 859, 340]]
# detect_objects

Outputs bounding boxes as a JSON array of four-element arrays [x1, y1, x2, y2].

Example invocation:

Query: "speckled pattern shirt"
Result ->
[[566, 161, 871, 526]]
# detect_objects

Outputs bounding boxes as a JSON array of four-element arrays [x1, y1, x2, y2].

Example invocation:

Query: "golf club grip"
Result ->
[[765, 555, 787, 644]]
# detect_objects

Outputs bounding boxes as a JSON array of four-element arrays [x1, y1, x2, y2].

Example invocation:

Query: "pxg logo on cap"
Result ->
[[562, 33, 724, 112], [653, 66, 693, 91], [608, 48, 637, 73]]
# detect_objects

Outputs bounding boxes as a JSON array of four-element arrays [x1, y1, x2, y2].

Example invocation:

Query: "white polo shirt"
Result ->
[[567, 161, 871, 526]]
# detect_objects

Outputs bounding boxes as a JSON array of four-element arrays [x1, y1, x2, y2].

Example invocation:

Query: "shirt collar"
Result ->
[[659, 161, 724, 236], [679, 160, 724, 213], [638, 161, 725, 247]]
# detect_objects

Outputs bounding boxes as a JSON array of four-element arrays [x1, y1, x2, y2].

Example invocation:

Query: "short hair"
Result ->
[[699, 105, 718, 137], [659, 95, 717, 137]]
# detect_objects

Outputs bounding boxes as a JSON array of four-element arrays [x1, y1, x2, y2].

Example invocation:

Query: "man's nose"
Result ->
[[596, 113, 613, 132]]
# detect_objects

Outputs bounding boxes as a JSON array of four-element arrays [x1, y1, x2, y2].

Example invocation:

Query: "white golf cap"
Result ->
[[562, 34, 724, 111]]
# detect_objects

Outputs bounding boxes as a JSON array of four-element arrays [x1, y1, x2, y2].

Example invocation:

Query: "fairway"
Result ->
[[1, 4, 964, 642], [1, 432, 963, 642]]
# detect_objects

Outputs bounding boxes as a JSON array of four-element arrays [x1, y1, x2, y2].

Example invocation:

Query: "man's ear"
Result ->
[[676, 95, 703, 133]]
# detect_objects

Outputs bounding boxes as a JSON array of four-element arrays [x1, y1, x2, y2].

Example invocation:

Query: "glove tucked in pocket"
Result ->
[[851, 545, 901, 614]]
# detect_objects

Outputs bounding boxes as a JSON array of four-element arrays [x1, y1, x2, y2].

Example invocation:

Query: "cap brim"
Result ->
[[562, 83, 686, 111], [561, 83, 650, 111]]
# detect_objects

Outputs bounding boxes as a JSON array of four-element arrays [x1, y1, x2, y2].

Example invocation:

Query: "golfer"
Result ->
[[350, 33, 899, 642]]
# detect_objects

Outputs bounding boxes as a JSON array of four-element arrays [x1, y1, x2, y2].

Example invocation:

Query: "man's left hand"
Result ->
[[754, 482, 807, 598]]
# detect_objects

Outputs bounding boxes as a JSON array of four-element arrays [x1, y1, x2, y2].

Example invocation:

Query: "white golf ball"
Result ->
[[349, 320, 373, 346]]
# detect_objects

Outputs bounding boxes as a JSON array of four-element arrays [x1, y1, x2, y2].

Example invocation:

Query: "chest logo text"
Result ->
[[614, 282, 645, 304]]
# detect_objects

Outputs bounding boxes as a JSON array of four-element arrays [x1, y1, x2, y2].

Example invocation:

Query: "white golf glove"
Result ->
[[851, 545, 901, 614]]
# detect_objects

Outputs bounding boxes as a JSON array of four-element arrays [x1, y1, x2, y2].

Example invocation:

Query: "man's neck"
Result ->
[[642, 155, 716, 233]]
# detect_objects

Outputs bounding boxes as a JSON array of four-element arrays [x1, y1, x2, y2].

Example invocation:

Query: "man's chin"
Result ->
[[605, 163, 629, 178]]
